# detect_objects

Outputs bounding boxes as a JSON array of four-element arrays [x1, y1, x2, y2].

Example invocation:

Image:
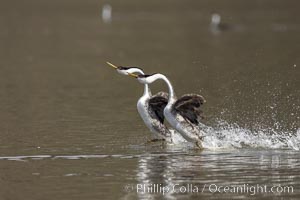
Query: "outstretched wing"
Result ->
[[148, 92, 169, 124], [173, 94, 206, 125]]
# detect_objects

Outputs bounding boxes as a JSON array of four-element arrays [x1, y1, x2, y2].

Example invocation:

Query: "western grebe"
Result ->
[[106, 62, 174, 143], [129, 73, 206, 148], [210, 13, 233, 35]]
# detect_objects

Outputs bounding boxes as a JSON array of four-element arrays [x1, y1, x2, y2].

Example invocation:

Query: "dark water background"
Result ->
[[0, 0, 299, 199]]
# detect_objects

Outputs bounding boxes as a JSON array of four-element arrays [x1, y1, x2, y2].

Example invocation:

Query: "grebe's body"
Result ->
[[164, 95, 205, 144], [136, 90, 171, 140], [135, 73, 206, 148]]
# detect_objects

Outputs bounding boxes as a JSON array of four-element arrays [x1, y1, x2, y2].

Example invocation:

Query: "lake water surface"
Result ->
[[0, 0, 299, 199]]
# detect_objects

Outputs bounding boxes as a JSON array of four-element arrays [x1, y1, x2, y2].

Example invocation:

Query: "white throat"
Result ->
[[126, 68, 150, 95]]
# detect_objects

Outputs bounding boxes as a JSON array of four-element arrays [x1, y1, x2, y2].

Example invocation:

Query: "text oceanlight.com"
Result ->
[[124, 183, 294, 196]]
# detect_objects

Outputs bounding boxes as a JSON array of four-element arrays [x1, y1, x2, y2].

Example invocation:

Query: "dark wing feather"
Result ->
[[148, 92, 169, 124], [173, 94, 206, 125]]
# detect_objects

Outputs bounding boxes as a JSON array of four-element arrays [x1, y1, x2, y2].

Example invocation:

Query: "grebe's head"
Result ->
[[211, 13, 221, 25], [116, 66, 133, 75], [128, 73, 158, 84], [106, 62, 144, 76]]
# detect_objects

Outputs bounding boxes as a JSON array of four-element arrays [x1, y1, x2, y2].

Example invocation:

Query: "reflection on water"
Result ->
[[134, 149, 299, 199], [1, 150, 298, 199], [0, 0, 299, 199]]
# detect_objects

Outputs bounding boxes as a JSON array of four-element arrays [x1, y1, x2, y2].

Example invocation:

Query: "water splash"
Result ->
[[200, 120, 300, 151]]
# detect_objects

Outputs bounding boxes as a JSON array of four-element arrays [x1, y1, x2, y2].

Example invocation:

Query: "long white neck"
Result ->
[[148, 74, 176, 102], [127, 68, 150, 96]]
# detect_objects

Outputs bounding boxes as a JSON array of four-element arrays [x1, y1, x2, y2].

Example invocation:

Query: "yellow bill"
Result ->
[[106, 61, 118, 69], [128, 72, 138, 78]]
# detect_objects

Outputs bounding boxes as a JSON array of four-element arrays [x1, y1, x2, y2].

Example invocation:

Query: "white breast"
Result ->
[[137, 96, 164, 139], [164, 106, 200, 143]]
